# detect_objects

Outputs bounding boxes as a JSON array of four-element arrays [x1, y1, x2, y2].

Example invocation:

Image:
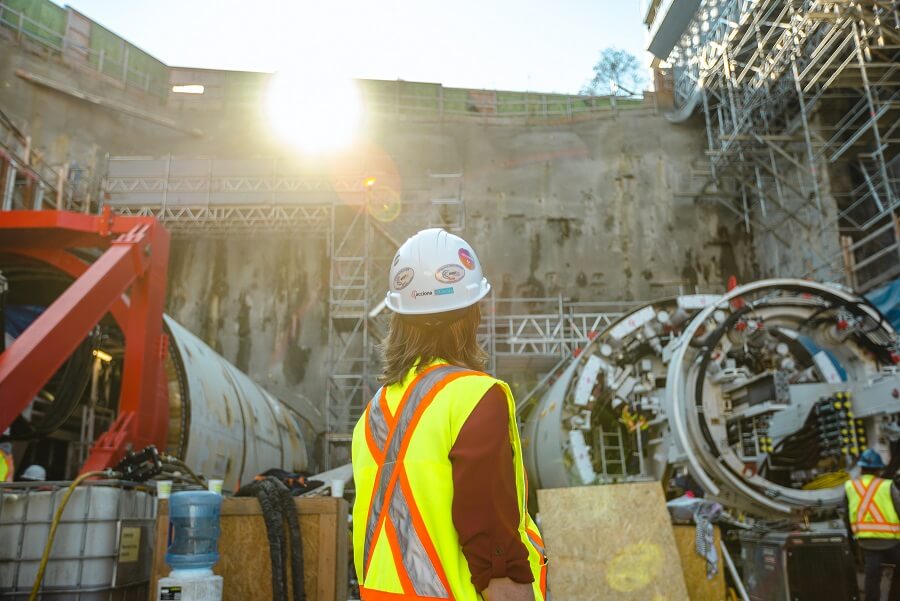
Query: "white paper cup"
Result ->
[[207, 479, 224, 495], [331, 479, 345, 497], [157, 480, 173, 499]]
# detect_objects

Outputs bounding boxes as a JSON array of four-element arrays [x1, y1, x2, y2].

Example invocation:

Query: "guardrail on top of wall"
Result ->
[[0, 1, 161, 97]]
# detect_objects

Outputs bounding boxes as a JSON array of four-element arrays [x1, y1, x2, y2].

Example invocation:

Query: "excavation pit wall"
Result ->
[[1, 37, 757, 421]]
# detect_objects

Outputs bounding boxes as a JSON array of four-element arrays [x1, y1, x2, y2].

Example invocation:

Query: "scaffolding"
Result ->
[[100, 156, 637, 459], [477, 297, 633, 373], [102, 156, 385, 236], [660, 0, 900, 291], [322, 173, 466, 462]]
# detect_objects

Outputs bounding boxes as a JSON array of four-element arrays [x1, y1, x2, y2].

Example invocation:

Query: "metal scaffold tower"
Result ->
[[662, 0, 900, 291], [323, 172, 466, 463]]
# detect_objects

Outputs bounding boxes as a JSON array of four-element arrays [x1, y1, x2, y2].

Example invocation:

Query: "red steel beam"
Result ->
[[0, 225, 148, 431], [6, 247, 131, 328], [0, 208, 158, 251], [82, 221, 170, 471], [0, 210, 171, 472]]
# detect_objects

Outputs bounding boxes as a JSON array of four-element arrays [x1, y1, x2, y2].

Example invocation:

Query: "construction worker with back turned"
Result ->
[[844, 448, 900, 601], [352, 229, 547, 601]]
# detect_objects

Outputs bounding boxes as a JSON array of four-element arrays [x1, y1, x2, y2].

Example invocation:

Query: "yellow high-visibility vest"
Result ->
[[352, 360, 547, 601], [0, 449, 12, 483], [845, 474, 900, 539]]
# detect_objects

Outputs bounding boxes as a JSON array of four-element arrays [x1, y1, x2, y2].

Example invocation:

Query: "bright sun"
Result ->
[[265, 69, 362, 154]]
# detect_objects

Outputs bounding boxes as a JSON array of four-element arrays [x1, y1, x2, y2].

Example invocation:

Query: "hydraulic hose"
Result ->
[[28, 471, 112, 601], [276, 480, 306, 601], [238, 479, 287, 601], [160, 455, 206, 487], [236, 476, 306, 601]]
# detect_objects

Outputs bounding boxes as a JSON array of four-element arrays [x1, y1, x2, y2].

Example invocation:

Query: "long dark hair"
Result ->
[[379, 304, 487, 386]]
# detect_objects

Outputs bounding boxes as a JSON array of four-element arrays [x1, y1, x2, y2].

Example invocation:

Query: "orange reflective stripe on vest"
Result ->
[[852, 478, 885, 523], [363, 364, 474, 599], [525, 528, 548, 601]]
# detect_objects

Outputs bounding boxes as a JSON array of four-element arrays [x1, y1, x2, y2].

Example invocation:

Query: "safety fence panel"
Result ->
[[0, 0, 65, 48]]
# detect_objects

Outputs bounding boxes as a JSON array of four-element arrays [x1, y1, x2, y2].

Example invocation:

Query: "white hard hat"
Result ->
[[21, 464, 46, 481], [385, 228, 491, 315]]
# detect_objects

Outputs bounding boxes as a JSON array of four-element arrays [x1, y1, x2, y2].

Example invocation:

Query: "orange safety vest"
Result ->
[[845, 474, 900, 539], [352, 361, 547, 601]]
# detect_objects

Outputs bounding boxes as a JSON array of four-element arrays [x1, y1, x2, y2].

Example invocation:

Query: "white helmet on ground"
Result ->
[[21, 464, 46, 481], [385, 228, 491, 315]]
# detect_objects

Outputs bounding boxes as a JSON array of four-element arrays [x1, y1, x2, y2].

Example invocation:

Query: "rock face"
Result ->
[[0, 37, 754, 414], [157, 113, 751, 410]]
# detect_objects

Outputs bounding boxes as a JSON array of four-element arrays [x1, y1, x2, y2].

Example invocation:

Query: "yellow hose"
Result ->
[[28, 471, 109, 601], [802, 470, 850, 490]]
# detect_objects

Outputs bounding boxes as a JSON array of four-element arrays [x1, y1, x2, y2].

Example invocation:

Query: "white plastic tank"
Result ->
[[0, 481, 155, 600]]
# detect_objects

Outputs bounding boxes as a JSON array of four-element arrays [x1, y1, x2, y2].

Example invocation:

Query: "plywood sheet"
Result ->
[[151, 496, 348, 601], [537, 482, 690, 601], [672, 525, 726, 601]]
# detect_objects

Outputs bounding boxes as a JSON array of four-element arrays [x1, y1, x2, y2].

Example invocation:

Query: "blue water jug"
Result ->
[[165, 490, 223, 571]]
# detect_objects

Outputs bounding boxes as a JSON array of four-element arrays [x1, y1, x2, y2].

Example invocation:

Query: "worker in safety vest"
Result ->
[[0, 449, 11, 482], [0, 430, 13, 483], [844, 448, 900, 601], [352, 229, 547, 601]]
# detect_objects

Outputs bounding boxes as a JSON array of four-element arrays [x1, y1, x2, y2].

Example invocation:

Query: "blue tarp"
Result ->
[[866, 278, 900, 332], [4, 305, 44, 338]]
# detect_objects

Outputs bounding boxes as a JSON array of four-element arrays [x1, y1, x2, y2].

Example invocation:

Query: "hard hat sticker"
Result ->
[[458, 248, 476, 270], [393, 267, 415, 290], [435, 287, 455, 296], [435, 264, 465, 283]]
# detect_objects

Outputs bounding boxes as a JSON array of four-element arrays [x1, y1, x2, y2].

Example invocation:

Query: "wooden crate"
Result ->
[[672, 525, 726, 601], [537, 482, 690, 601], [150, 496, 348, 601]]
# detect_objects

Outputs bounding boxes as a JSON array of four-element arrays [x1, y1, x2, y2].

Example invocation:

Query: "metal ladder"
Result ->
[[595, 425, 627, 481]]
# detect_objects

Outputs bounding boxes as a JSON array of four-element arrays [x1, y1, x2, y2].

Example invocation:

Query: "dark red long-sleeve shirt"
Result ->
[[449, 384, 534, 592]]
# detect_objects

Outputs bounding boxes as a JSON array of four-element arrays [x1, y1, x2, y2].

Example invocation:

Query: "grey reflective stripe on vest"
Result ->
[[527, 532, 544, 556], [363, 364, 469, 597], [367, 388, 389, 453], [390, 481, 446, 596]]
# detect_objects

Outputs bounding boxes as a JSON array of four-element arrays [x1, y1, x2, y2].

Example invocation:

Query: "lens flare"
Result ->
[[266, 69, 362, 154]]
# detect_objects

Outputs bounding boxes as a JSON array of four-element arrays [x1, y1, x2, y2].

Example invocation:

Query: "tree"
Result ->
[[581, 48, 645, 96]]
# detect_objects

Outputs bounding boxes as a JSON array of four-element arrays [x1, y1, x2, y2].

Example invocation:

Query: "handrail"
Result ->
[[0, 1, 153, 93], [362, 88, 647, 119], [1, 1, 649, 120]]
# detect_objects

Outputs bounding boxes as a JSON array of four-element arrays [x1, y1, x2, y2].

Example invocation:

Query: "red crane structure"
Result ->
[[0, 209, 170, 472]]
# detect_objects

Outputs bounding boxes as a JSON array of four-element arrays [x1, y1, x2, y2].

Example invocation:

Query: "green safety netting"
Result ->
[[0, 0, 66, 48]]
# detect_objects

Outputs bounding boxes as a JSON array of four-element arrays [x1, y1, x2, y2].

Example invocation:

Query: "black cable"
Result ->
[[0, 335, 93, 442], [274, 479, 306, 601], [237, 476, 305, 601], [238, 479, 287, 601]]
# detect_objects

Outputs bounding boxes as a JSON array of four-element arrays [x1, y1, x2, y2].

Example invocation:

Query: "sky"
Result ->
[[55, 0, 651, 94]]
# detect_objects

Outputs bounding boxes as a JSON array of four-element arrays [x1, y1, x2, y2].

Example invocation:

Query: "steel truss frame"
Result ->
[[667, 0, 900, 290], [477, 296, 629, 373], [111, 205, 333, 236]]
